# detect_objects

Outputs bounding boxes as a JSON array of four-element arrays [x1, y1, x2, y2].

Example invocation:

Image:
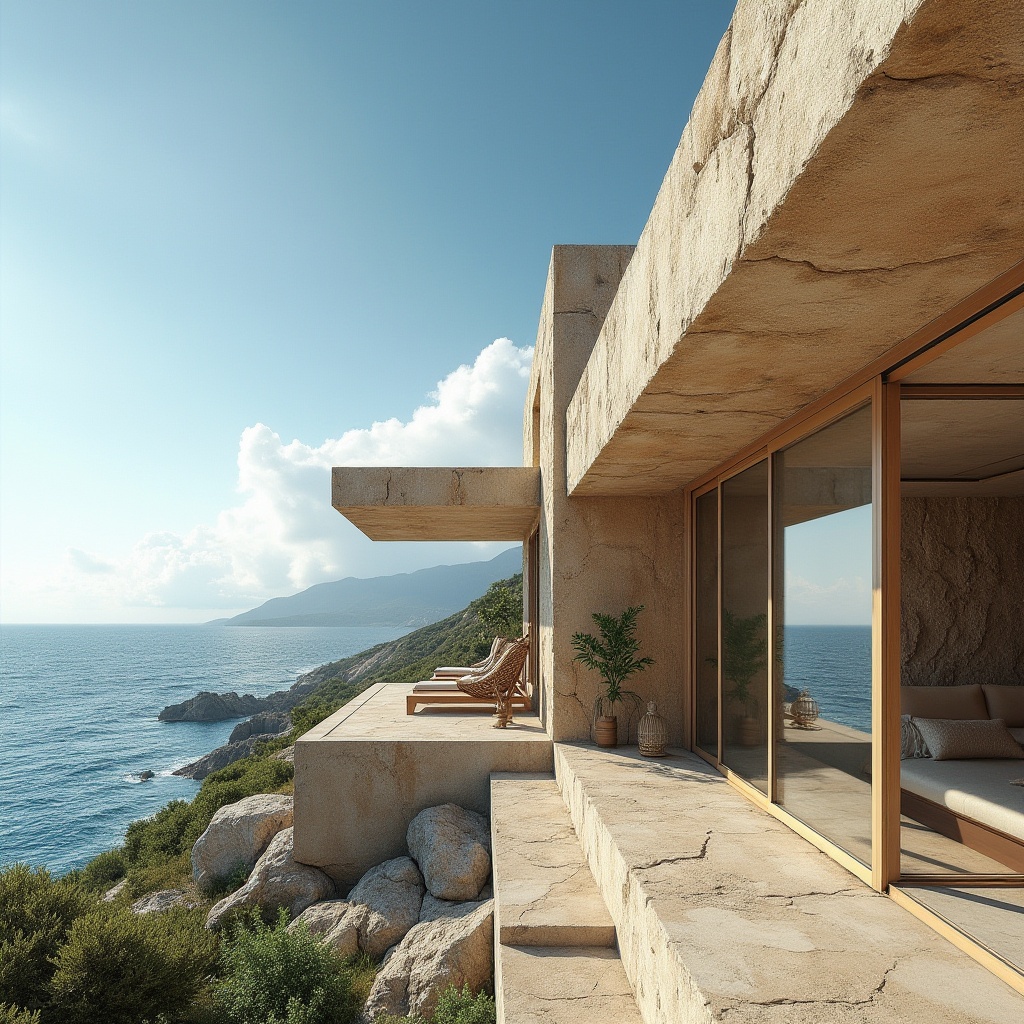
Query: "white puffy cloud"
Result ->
[[63, 338, 533, 614]]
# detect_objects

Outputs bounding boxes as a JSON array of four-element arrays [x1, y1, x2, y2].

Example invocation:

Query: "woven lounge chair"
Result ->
[[405, 635, 529, 716], [429, 636, 507, 680], [457, 633, 531, 728]]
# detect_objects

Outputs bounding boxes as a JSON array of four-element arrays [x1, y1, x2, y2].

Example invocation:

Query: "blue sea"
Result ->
[[783, 625, 872, 734], [0, 624, 410, 875]]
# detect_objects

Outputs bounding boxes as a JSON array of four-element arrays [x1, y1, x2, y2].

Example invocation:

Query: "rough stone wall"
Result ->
[[526, 246, 688, 744], [901, 497, 1024, 686]]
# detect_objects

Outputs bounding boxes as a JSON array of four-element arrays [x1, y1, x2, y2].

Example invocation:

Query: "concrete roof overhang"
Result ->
[[566, 0, 1024, 497], [332, 467, 540, 541]]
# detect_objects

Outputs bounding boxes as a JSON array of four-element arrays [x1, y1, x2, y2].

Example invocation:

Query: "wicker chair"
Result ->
[[429, 636, 508, 680], [457, 633, 531, 728]]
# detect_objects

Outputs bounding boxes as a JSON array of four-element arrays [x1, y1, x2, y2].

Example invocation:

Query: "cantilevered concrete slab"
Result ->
[[332, 466, 540, 541], [566, 0, 1024, 496]]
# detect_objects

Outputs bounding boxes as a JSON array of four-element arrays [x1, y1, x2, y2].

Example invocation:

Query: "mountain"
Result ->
[[218, 546, 522, 627]]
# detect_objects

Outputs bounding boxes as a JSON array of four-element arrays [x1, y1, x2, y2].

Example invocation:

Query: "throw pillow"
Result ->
[[912, 717, 1024, 761], [900, 715, 929, 759]]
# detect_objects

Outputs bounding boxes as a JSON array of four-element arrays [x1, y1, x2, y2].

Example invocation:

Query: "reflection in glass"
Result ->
[[721, 460, 769, 794], [694, 490, 719, 757], [773, 404, 873, 866]]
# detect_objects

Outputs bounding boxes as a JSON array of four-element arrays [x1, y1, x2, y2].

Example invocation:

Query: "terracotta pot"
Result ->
[[738, 715, 760, 747], [595, 715, 618, 748]]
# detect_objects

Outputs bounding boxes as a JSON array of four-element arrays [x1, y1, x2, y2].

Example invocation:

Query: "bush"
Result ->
[[431, 985, 496, 1024], [79, 849, 127, 891], [0, 1005, 41, 1024], [0, 864, 96, 1013], [215, 910, 362, 1024], [48, 903, 218, 1024]]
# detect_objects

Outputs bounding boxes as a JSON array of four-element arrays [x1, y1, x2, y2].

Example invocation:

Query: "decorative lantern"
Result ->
[[638, 701, 667, 757], [791, 690, 820, 728]]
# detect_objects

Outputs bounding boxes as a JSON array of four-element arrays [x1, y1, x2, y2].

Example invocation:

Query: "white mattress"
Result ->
[[900, 741, 1024, 842]]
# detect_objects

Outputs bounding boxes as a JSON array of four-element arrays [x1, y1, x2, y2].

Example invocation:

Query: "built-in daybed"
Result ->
[[900, 684, 1024, 873]]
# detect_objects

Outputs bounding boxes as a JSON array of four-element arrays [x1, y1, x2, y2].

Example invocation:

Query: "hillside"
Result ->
[[219, 546, 521, 627]]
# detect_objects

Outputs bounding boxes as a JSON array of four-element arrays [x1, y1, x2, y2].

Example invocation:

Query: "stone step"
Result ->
[[496, 945, 645, 1024], [491, 773, 616, 948]]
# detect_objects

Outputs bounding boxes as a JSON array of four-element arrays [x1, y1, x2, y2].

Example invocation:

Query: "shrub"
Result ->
[[79, 849, 127, 891], [0, 864, 95, 1013], [0, 1005, 41, 1024], [431, 985, 496, 1024], [124, 799, 194, 865], [48, 903, 218, 1024], [215, 910, 361, 1024]]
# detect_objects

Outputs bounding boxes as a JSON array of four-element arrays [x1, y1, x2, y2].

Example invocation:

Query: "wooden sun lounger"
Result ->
[[406, 680, 530, 715]]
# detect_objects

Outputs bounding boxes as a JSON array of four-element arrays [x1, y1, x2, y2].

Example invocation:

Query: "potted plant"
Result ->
[[721, 609, 767, 746], [571, 605, 654, 748]]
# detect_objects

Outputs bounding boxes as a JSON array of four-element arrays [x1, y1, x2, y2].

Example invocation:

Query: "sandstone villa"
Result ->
[[300, 1, 1023, 1020]]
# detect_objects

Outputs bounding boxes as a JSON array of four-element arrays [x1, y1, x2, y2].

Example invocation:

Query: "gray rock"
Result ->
[[159, 690, 264, 723], [272, 745, 295, 763], [206, 827, 335, 930], [407, 804, 491, 900], [288, 856, 425, 959], [102, 878, 128, 902], [363, 898, 494, 1021], [229, 711, 292, 745], [131, 889, 202, 915], [191, 794, 294, 890]]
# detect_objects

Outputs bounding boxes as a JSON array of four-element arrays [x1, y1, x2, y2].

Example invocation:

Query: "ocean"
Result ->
[[783, 625, 872, 734], [0, 624, 410, 875]]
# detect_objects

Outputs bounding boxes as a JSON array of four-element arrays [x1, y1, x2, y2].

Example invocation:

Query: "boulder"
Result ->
[[159, 690, 264, 723], [229, 711, 292, 745], [131, 889, 202, 915], [407, 804, 491, 900], [272, 745, 295, 763], [206, 827, 335, 930], [288, 856, 425, 959], [287, 900, 359, 959], [363, 899, 494, 1021], [191, 794, 294, 890]]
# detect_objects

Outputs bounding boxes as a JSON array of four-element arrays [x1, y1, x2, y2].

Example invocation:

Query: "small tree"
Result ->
[[721, 610, 767, 717], [571, 606, 654, 722], [474, 575, 523, 651]]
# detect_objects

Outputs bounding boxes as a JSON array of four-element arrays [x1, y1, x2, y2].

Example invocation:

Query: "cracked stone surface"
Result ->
[[497, 945, 644, 1024], [563, 0, 1024, 495], [492, 773, 615, 947], [555, 743, 1024, 1024], [292, 683, 551, 886]]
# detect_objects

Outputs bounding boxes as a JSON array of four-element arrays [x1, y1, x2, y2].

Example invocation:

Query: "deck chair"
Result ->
[[429, 636, 507, 680], [406, 635, 529, 716], [457, 633, 531, 728]]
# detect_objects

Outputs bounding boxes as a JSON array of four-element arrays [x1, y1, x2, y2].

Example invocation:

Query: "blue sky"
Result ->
[[1, 1, 736, 622]]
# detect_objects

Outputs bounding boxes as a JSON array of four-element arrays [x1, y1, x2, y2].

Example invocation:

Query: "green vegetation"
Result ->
[[571, 605, 654, 719], [376, 985, 497, 1024], [3, 577, 517, 1021], [214, 910, 371, 1024]]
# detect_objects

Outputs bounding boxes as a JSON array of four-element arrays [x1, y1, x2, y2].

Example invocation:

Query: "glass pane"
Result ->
[[721, 460, 769, 793], [694, 490, 719, 757], [773, 404, 873, 866]]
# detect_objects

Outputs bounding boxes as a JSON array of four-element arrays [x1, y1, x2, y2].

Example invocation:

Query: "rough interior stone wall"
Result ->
[[901, 497, 1024, 686], [526, 246, 688, 744]]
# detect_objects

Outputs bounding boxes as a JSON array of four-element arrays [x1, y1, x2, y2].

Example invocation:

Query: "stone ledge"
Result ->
[[491, 773, 615, 948], [554, 743, 1024, 1024], [496, 945, 644, 1024]]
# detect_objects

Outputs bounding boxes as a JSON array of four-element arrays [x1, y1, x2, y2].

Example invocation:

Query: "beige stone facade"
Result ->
[[320, 0, 1024, 1016]]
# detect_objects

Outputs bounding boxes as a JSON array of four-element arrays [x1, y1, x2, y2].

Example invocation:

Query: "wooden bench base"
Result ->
[[406, 690, 532, 715]]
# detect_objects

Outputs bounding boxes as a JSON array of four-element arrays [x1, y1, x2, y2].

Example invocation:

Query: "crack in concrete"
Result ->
[[384, 470, 391, 503], [719, 958, 899, 1015], [743, 251, 973, 276], [634, 831, 712, 870]]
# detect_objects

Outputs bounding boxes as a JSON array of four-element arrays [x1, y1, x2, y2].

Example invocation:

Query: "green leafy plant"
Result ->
[[571, 605, 654, 721], [214, 910, 363, 1024], [0, 864, 96, 1014], [48, 903, 218, 1024], [721, 609, 767, 716], [374, 984, 496, 1024], [475, 575, 523, 649]]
